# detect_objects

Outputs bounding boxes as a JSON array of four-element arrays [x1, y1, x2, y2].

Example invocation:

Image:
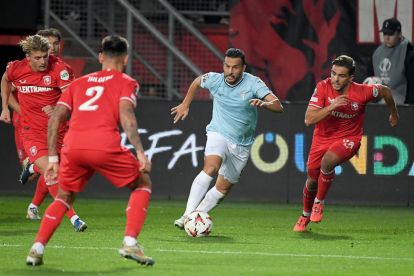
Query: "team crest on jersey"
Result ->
[[60, 70, 69, 81], [342, 139, 354, 149], [30, 146, 38, 156], [43, 75, 52, 85], [351, 102, 358, 111]]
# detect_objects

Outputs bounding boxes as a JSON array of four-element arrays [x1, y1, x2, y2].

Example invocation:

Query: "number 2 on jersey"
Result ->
[[78, 86, 104, 111]]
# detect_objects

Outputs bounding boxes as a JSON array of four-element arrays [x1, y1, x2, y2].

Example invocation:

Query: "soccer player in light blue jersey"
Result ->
[[171, 48, 284, 229]]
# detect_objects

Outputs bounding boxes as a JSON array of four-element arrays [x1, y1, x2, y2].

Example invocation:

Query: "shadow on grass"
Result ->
[[10, 266, 149, 275], [294, 230, 351, 241]]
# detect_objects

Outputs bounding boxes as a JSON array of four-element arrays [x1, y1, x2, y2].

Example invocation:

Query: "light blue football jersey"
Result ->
[[200, 72, 271, 146]]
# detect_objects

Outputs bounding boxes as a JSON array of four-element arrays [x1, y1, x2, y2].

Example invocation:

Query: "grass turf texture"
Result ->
[[0, 196, 413, 275]]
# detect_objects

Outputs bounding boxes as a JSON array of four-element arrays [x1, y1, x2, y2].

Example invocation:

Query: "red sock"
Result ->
[[31, 176, 49, 206], [35, 199, 69, 245], [47, 184, 77, 219], [125, 188, 151, 238], [316, 169, 335, 201], [303, 185, 317, 213]]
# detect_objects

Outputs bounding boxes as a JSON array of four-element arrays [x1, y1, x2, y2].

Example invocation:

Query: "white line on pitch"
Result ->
[[2, 244, 413, 262]]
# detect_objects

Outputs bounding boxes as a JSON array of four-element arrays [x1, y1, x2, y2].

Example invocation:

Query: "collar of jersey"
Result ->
[[224, 73, 245, 88]]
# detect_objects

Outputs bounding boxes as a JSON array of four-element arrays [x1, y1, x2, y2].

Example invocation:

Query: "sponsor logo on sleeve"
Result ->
[[60, 70, 70, 81], [372, 87, 379, 97], [30, 146, 38, 156], [310, 96, 318, 102]]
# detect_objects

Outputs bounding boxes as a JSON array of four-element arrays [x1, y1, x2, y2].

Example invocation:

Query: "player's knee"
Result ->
[[56, 188, 75, 205], [321, 154, 337, 171], [128, 173, 152, 190], [203, 165, 219, 177]]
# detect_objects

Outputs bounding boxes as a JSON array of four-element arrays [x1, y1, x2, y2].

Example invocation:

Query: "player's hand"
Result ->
[[249, 99, 269, 108], [45, 162, 59, 185], [171, 103, 189, 124], [137, 150, 152, 173], [389, 112, 399, 127], [0, 108, 11, 124], [328, 95, 349, 110], [42, 105, 54, 117]]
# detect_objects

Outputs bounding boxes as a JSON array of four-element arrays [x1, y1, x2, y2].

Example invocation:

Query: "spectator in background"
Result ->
[[367, 18, 414, 104]]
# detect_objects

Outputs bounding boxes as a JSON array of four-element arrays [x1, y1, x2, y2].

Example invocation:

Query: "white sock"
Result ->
[[32, 242, 44, 254], [302, 211, 311, 217], [196, 186, 225, 213], [314, 198, 324, 204], [28, 203, 38, 209], [29, 164, 35, 174], [183, 171, 213, 216], [123, 236, 137, 246], [70, 215, 79, 225]]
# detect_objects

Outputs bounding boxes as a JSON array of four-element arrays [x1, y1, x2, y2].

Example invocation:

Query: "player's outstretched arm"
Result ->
[[378, 85, 399, 127], [171, 76, 202, 124], [120, 100, 151, 173], [249, 93, 284, 113], [0, 72, 12, 123]]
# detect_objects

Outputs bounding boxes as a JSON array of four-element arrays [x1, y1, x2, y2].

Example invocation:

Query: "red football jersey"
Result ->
[[308, 78, 380, 140], [7, 55, 74, 132], [58, 68, 138, 151]]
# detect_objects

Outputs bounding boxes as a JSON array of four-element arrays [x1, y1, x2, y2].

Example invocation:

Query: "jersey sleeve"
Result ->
[[5, 61, 18, 82], [252, 77, 271, 99], [363, 84, 381, 103], [308, 82, 325, 109], [55, 62, 74, 90], [57, 84, 74, 110], [200, 72, 221, 95], [120, 79, 138, 108]]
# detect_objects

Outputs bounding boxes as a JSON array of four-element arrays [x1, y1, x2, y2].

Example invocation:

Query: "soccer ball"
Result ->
[[363, 76, 382, 85], [184, 211, 213, 237]]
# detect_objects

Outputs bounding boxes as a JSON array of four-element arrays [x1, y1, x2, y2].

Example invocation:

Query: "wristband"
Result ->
[[48, 155, 59, 163]]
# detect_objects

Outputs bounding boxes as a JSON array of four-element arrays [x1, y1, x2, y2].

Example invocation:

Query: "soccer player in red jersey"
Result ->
[[26, 35, 154, 266], [0, 35, 87, 231], [20, 28, 75, 220], [293, 55, 399, 232]]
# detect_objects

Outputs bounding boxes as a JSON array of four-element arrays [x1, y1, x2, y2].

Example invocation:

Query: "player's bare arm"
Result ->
[[377, 85, 399, 127], [249, 93, 284, 113], [120, 100, 151, 173], [46, 104, 68, 182], [171, 75, 202, 124], [0, 72, 12, 123], [304, 95, 348, 126], [8, 92, 21, 114]]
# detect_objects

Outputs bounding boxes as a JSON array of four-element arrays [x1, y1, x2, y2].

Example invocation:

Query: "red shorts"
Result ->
[[58, 147, 141, 193], [21, 128, 64, 163], [307, 136, 361, 172], [14, 125, 26, 163]]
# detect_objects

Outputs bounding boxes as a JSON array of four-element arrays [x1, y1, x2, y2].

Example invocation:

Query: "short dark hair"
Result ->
[[36, 28, 62, 41], [225, 48, 245, 65], [100, 35, 128, 57], [332, 55, 355, 75]]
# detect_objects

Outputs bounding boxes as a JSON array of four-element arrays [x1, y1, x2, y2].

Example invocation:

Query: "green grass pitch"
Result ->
[[0, 196, 413, 275]]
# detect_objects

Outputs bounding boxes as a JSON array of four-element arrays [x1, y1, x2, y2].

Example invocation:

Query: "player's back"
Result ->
[[60, 68, 138, 151]]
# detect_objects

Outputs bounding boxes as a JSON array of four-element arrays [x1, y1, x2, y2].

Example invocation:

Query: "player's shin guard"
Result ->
[[31, 175, 49, 206], [125, 188, 151, 238], [316, 169, 335, 201], [35, 199, 69, 245], [183, 171, 213, 216], [303, 184, 317, 214], [196, 186, 225, 213]]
